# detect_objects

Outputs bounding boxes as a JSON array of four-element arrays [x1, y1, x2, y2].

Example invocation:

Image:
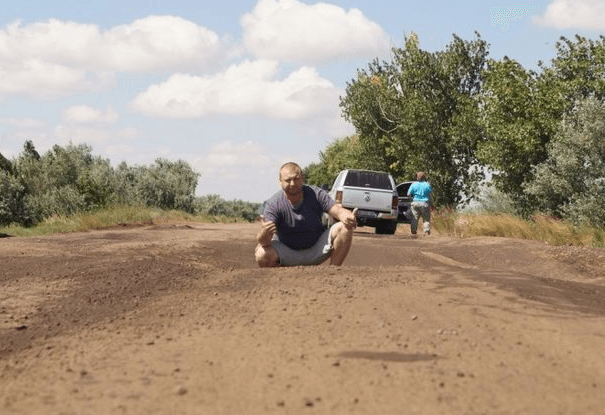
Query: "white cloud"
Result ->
[[0, 19, 98, 64], [0, 116, 46, 129], [534, 0, 605, 30], [130, 59, 341, 120], [98, 16, 223, 72], [191, 140, 276, 201], [0, 16, 223, 72], [62, 105, 118, 124], [0, 59, 103, 98], [241, 0, 390, 64], [0, 16, 225, 98]]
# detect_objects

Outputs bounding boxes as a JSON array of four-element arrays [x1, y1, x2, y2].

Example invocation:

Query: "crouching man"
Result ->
[[255, 162, 357, 267]]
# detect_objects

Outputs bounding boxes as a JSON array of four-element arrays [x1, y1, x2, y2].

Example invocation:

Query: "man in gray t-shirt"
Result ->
[[255, 162, 357, 267]]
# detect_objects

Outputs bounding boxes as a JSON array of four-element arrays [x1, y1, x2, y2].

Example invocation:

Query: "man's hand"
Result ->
[[344, 207, 358, 229], [334, 206, 357, 230], [257, 215, 276, 247]]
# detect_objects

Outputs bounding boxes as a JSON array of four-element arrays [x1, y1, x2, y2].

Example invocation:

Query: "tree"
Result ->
[[478, 35, 605, 214], [23, 140, 40, 160], [0, 152, 13, 174], [476, 58, 552, 210], [134, 158, 200, 212], [0, 170, 32, 226], [339, 32, 489, 206], [304, 135, 365, 187], [0, 141, 208, 226], [524, 97, 605, 228], [15, 142, 116, 220], [543, 35, 605, 104]]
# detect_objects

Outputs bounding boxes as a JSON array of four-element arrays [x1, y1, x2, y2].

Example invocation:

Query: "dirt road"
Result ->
[[1, 222, 605, 414]]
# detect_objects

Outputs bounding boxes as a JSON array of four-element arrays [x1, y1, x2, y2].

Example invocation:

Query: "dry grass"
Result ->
[[3, 205, 604, 248], [433, 209, 604, 248], [0, 205, 247, 238]]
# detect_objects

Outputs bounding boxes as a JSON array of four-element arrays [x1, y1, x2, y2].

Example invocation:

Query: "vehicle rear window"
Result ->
[[344, 171, 392, 190], [397, 182, 413, 197]]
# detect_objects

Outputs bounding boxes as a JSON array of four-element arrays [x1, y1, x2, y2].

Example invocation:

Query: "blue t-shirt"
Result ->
[[263, 185, 335, 250], [408, 181, 432, 203]]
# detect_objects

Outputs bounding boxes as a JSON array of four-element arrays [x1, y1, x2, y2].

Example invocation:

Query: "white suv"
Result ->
[[327, 169, 399, 234]]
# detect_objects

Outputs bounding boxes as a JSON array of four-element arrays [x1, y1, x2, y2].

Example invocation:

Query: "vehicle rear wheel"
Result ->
[[375, 220, 397, 235]]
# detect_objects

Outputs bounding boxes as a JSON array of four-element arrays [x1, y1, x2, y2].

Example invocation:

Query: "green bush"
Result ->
[[1, 141, 259, 227], [525, 98, 605, 229], [0, 170, 33, 226], [133, 158, 199, 213], [194, 194, 260, 222]]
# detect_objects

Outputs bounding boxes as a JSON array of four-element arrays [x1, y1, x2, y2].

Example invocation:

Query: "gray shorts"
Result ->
[[271, 223, 337, 266]]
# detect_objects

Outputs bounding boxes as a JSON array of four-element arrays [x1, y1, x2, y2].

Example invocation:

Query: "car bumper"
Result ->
[[356, 209, 397, 221]]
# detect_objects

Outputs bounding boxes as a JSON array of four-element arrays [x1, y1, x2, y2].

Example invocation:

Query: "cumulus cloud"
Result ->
[[97, 16, 223, 72], [0, 16, 223, 72], [0, 16, 224, 98], [62, 105, 118, 124], [130, 59, 341, 119], [241, 0, 390, 64], [0, 59, 105, 98], [534, 0, 605, 30]]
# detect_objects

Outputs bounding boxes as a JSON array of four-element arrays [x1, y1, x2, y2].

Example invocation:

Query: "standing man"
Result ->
[[255, 162, 358, 267], [407, 171, 433, 235]]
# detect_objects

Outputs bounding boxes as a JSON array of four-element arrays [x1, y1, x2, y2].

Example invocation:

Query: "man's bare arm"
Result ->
[[257, 215, 277, 246], [328, 204, 358, 229]]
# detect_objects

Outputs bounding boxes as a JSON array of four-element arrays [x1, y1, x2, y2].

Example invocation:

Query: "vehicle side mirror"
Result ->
[[321, 184, 329, 191]]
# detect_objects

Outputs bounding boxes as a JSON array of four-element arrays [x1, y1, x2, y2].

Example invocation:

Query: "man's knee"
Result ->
[[255, 244, 279, 267], [331, 222, 354, 244]]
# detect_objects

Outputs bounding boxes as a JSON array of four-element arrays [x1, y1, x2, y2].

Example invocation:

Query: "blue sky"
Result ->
[[1, 0, 604, 202]]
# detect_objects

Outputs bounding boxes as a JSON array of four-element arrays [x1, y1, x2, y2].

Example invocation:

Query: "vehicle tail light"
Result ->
[[335, 190, 343, 204], [392, 195, 399, 210]]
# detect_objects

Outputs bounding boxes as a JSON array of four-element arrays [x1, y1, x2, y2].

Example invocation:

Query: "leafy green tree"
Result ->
[[543, 35, 605, 104], [478, 35, 605, 214], [76, 158, 118, 208], [476, 58, 551, 209], [23, 140, 40, 160], [0, 141, 216, 226], [194, 194, 260, 222], [524, 97, 605, 228], [304, 135, 365, 187], [0, 170, 32, 226], [113, 161, 144, 206], [10, 141, 45, 223], [134, 158, 200, 212], [0, 152, 13, 174], [195, 194, 234, 216], [0, 152, 24, 225], [14, 142, 116, 220], [340, 32, 489, 206]]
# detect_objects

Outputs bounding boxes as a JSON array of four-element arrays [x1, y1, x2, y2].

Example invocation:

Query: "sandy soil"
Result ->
[[1, 222, 605, 415]]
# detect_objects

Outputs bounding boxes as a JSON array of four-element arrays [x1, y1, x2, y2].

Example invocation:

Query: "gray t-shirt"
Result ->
[[263, 185, 335, 250]]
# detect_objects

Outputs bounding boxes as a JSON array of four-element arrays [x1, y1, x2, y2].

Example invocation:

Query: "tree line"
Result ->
[[304, 33, 605, 229], [0, 141, 259, 227]]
